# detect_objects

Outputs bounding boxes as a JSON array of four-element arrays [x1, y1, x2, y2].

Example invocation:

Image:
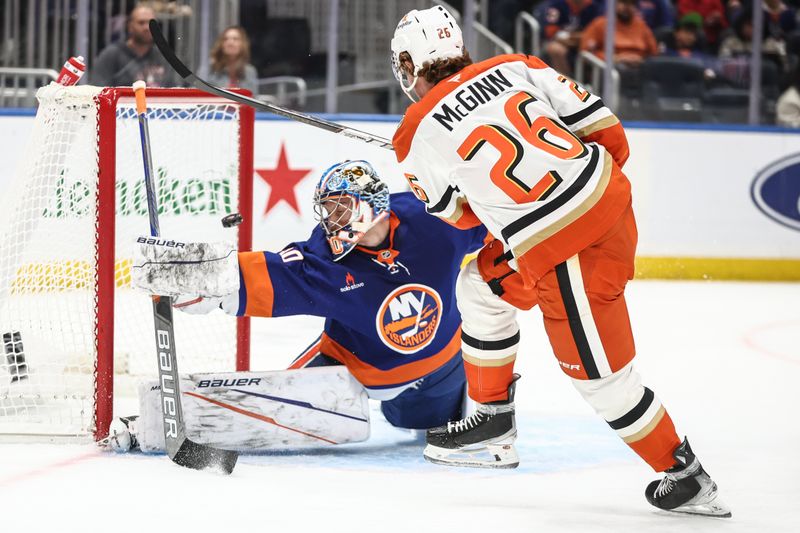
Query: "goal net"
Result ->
[[0, 85, 253, 441]]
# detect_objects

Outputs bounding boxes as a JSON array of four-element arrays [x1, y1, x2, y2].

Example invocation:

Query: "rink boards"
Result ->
[[1, 110, 798, 280]]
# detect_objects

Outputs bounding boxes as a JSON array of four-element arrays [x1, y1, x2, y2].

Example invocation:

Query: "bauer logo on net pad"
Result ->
[[376, 284, 442, 354]]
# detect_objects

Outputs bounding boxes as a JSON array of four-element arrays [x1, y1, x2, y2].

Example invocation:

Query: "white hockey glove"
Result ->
[[132, 237, 239, 302]]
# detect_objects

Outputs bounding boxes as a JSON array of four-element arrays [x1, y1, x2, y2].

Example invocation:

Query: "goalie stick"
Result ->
[[133, 80, 238, 475], [149, 19, 394, 151]]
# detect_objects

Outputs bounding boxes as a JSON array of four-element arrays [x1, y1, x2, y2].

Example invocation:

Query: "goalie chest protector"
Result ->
[[237, 192, 486, 395]]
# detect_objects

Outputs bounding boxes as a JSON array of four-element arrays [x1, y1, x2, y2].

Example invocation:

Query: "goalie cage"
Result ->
[[0, 85, 254, 442]]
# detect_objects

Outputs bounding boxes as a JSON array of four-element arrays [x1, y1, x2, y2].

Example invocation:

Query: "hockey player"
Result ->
[[121, 160, 487, 452], [389, 5, 730, 518]]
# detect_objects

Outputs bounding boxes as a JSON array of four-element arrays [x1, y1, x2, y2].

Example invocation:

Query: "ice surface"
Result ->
[[1, 280, 798, 532]]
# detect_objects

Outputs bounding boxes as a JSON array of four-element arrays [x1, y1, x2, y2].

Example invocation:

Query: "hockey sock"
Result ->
[[623, 407, 682, 472], [460, 329, 519, 403]]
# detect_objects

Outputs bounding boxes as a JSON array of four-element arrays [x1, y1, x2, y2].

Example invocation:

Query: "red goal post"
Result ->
[[0, 85, 253, 441]]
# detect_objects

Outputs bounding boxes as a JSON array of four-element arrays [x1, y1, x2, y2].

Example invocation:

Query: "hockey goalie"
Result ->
[[109, 160, 494, 459]]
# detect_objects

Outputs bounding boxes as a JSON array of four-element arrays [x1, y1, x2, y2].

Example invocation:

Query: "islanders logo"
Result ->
[[751, 153, 800, 231], [376, 284, 442, 354]]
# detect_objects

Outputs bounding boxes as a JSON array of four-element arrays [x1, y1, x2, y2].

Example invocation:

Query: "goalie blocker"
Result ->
[[108, 366, 370, 453]]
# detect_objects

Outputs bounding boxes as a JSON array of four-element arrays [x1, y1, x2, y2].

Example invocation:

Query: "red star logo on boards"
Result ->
[[255, 143, 313, 216]]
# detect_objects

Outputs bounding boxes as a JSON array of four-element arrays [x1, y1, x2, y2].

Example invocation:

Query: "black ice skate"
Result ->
[[646, 438, 731, 518], [423, 375, 520, 469]]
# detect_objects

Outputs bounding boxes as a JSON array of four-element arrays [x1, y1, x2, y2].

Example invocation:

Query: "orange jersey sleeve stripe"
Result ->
[[238, 251, 275, 317], [439, 198, 484, 229], [320, 329, 462, 387], [579, 120, 630, 168], [393, 54, 545, 163]]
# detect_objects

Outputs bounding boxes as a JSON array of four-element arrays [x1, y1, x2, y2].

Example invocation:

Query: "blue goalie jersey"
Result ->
[[235, 192, 486, 399]]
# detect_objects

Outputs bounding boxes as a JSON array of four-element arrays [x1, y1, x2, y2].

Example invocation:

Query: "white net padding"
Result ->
[[0, 85, 251, 439]]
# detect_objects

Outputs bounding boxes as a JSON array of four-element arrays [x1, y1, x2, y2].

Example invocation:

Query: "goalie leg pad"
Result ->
[[136, 366, 370, 453]]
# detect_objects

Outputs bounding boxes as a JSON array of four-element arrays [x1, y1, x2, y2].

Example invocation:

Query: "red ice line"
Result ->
[[0, 449, 100, 488], [741, 320, 800, 366]]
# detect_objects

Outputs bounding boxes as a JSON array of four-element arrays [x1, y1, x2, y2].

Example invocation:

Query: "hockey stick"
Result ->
[[133, 80, 238, 475], [149, 19, 394, 151]]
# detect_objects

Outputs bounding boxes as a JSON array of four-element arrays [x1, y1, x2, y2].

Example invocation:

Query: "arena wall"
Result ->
[[1, 109, 798, 280]]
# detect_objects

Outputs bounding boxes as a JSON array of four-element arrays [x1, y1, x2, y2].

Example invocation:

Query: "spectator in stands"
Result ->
[[717, 8, 788, 87], [776, 62, 800, 127], [718, 8, 787, 62], [660, 13, 708, 57], [208, 26, 258, 95], [728, 0, 799, 42], [580, 0, 658, 66], [90, 4, 179, 87], [660, 13, 719, 78], [542, 0, 602, 76], [763, 0, 797, 40], [637, 0, 676, 33], [726, 0, 744, 24], [677, 0, 728, 50]]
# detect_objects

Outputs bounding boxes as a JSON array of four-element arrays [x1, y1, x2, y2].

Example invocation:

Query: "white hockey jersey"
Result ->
[[393, 54, 632, 285]]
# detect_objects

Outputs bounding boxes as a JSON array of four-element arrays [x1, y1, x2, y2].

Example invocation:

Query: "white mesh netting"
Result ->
[[0, 85, 247, 438]]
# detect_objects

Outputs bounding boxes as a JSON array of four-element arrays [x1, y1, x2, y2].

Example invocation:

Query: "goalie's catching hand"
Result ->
[[131, 237, 239, 315]]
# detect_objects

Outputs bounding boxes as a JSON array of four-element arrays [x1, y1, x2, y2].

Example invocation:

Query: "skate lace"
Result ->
[[655, 473, 677, 498], [447, 411, 487, 434]]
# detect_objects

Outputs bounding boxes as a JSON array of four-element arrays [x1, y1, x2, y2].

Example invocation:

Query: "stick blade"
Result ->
[[171, 438, 238, 475], [149, 19, 191, 79]]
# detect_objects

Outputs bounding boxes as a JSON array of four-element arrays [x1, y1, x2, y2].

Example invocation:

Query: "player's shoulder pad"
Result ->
[[275, 227, 332, 264], [392, 191, 461, 231], [389, 191, 425, 214], [390, 191, 464, 234], [393, 53, 539, 161]]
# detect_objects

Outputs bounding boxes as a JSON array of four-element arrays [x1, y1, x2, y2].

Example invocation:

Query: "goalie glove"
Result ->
[[131, 237, 239, 299]]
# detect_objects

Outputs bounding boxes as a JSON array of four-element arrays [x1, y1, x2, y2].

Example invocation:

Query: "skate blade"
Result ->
[[663, 484, 732, 519], [423, 442, 519, 469], [668, 496, 732, 518]]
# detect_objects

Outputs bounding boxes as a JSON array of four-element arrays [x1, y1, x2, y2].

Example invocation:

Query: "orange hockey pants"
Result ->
[[456, 204, 680, 471]]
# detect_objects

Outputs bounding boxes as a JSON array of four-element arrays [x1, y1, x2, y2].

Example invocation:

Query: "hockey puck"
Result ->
[[221, 213, 243, 228]]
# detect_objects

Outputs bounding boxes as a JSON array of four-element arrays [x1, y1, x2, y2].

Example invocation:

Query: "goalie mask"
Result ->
[[313, 160, 390, 261]]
